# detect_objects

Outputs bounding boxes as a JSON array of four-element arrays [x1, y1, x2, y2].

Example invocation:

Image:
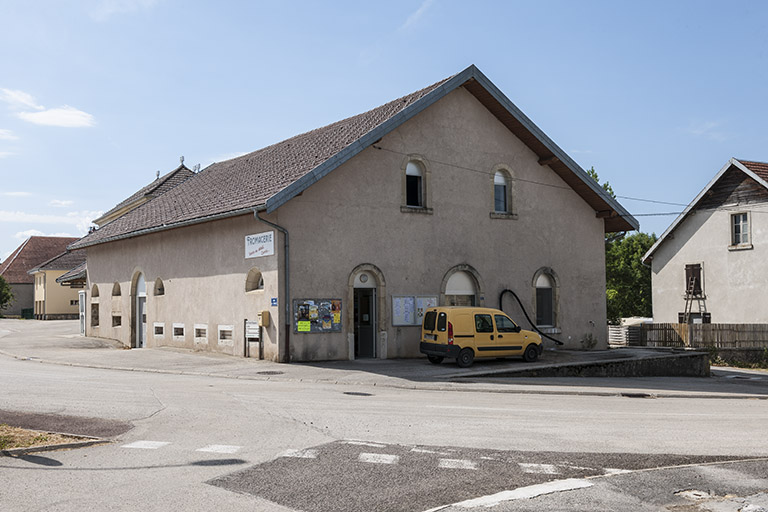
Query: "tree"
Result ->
[[0, 275, 13, 316], [605, 232, 657, 324], [586, 166, 656, 323]]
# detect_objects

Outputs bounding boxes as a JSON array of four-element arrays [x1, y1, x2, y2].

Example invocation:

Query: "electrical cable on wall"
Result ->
[[499, 289, 564, 345]]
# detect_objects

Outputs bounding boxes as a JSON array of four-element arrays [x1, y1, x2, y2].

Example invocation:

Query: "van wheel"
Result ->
[[457, 348, 474, 368], [524, 344, 539, 362], [427, 355, 444, 365]]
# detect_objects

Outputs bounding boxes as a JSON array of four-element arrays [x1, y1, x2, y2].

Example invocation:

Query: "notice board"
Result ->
[[293, 299, 342, 333], [392, 295, 438, 326]]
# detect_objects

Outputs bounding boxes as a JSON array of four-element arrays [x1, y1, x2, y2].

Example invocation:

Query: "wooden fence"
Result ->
[[639, 323, 768, 348]]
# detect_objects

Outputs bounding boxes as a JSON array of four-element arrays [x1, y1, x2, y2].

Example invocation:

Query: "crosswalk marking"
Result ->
[[359, 453, 399, 464], [439, 459, 477, 470], [122, 441, 171, 450], [196, 444, 241, 454], [519, 463, 559, 474], [344, 440, 386, 448], [279, 448, 319, 459]]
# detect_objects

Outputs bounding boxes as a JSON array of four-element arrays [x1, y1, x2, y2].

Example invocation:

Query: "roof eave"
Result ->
[[70, 204, 268, 250]]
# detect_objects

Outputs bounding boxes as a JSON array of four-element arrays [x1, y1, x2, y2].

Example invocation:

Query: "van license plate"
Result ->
[[425, 334, 436, 341]]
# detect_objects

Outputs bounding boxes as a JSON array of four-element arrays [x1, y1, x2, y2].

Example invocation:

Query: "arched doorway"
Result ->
[[347, 264, 387, 360], [131, 272, 147, 348]]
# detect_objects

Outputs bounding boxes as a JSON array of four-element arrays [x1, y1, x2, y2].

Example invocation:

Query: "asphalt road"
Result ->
[[1, 322, 768, 511]]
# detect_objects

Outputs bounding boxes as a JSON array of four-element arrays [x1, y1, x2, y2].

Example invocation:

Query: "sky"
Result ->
[[1, 0, 767, 261]]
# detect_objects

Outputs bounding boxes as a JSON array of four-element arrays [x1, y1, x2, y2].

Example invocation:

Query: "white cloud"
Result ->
[[17, 106, 96, 128], [687, 120, 730, 142], [400, 0, 435, 30], [0, 210, 102, 234], [0, 88, 44, 110], [50, 199, 75, 207], [90, 0, 159, 21], [14, 229, 75, 240], [0, 151, 15, 159], [0, 129, 18, 140], [1, 191, 32, 197]]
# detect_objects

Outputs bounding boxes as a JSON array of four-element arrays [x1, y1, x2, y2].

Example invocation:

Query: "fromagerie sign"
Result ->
[[245, 231, 275, 258]]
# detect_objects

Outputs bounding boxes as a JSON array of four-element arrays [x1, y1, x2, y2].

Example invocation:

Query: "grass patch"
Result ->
[[0, 424, 85, 451]]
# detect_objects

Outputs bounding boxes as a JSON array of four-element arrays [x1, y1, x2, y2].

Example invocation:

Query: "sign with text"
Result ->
[[245, 231, 275, 259]]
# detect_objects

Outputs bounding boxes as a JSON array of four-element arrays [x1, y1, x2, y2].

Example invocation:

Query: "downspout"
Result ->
[[255, 210, 290, 363]]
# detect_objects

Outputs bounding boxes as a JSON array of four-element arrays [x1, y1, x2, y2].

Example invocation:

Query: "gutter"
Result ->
[[254, 210, 290, 363]]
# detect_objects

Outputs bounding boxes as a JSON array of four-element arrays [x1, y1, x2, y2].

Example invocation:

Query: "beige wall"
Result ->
[[86, 86, 609, 360], [32, 270, 80, 319], [651, 206, 768, 323]]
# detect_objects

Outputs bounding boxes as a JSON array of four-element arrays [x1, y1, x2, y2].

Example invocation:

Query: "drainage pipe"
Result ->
[[499, 289, 564, 345], [255, 210, 291, 363]]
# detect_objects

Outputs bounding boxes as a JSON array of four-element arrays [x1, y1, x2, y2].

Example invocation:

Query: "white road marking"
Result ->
[[343, 440, 386, 448], [196, 444, 241, 454], [411, 448, 449, 455], [519, 463, 559, 474], [423, 478, 593, 510], [122, 441, 171, 450], [279, 449, 318, 458], [604, 468, 632, 475], [359, 453, 399, 464], [439, 459, 477, 470]]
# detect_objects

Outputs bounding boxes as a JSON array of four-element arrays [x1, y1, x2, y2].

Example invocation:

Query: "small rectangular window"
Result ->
[[536, 288, 554, 326], [406, 175, 422, 207], [173, 323, 185, 340], [218, 325, 234, 346], [70, 300, 78, 306], [112, 315, 121, 327], [437, 312, 447, 332], [731, 212, 750, 246], [154, 323, 165, 338], [494, 184, 507, 212]]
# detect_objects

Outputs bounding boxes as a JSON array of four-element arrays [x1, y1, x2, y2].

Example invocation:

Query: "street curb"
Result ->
[[0, 433, 107, 457], [1, 348, 766, 400]]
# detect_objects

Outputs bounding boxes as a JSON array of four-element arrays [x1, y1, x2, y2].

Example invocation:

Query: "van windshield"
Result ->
[[424, 311, 436, 331]]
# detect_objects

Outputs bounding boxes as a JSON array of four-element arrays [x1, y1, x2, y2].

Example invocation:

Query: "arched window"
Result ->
[[91, 284, 100, 298], [405, 161, 424, 207], [154, 278, 165, 296], [245, 268, 264, 292], [535, 272, 556, 327], [445, 271, 477, 307], [112, 282, 121, 296], [494, 170, 510, 213]]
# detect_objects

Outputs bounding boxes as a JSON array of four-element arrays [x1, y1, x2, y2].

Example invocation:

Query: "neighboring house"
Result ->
[[92, 163, 195, 227], [28, 249, 87, 320], [0, 236, 79, 317], [70, 65, 637, 362], [643, 158, 768, 323]]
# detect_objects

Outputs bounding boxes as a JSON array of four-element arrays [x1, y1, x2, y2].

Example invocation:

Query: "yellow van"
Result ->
[[419, 306, 543, 367]]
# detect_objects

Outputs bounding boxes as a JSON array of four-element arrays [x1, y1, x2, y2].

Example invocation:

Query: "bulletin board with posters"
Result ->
[[392, 295, 438, 326], [293, 299, 342, 333]]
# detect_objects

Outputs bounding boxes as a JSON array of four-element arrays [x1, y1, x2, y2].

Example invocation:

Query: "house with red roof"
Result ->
[[28, 249, 87, 320], [643, 158, 768, 323], [71, 65, 637, 362], [0, 236, 79, 317]]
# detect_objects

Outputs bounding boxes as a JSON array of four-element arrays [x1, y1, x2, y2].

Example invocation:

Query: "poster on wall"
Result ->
[[392, 295, 438, 326], [293, 299, 342, 333]]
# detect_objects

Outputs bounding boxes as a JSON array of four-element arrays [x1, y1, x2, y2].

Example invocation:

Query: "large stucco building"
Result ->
[[71, 65, 637, 362], [643, 158, 768, 323]]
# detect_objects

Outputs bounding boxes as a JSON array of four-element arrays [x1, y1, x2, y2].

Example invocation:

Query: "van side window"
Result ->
[[424, 311, 437, 330], [495, 315, 518, 332], [475, 314, 493, 333], [437, 312, 447, 332]]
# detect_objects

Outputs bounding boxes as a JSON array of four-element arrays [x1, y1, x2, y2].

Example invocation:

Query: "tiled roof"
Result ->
[[70, 65, 637, 250], [0, 237, 79, 284], [95, 164, 195, 224], [30, 248, 87, 273], [738, 159, 768, 182], [56, 261, 87, 283], [71, 78, 450, 249]]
